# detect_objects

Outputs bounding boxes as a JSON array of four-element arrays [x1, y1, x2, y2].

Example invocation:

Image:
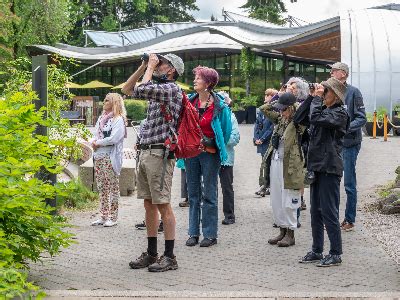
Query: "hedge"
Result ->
[[124, 99, 148, 122]]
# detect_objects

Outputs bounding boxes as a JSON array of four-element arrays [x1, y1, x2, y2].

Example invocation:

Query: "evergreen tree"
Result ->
[[240, 0, 287, 25]]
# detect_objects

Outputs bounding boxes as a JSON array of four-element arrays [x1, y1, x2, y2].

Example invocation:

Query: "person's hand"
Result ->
[[255, 139, 262, 145], [92, 141, 99, 150], [147, 54, 159, 70], [314, 83, 325, 98], [140, 59, 148, 69]]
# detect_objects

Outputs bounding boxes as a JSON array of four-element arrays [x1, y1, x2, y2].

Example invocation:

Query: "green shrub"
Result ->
[[241, 95, 259, 107], [0, 56, 87, 298], [124, 99, 148, 122], [57, 179, 98, 210], [0, 91, 74, 298]]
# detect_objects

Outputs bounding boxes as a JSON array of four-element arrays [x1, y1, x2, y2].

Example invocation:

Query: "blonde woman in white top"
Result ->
[[91, 93, 127, 227]]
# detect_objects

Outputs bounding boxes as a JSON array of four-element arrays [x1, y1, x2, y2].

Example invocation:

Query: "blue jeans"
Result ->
[[185, 152, 220, 239], [343, 144, 361, 224]]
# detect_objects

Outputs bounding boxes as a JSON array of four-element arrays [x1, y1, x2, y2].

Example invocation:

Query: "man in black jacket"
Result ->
[[328, 62, 367, 232]]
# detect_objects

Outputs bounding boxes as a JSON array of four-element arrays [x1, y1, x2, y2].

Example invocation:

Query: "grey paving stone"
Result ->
[[29, 125, 400, 298]]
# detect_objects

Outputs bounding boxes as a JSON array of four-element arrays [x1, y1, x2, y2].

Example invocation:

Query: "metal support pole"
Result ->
[[32, 55, 57, 211]]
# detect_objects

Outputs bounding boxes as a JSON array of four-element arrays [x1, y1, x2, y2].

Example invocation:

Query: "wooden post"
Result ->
[[384, 113, 388, 141], [372, 111, 377, 139]]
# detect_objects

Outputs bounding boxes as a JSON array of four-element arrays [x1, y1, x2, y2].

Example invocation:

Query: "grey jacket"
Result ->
[[343, 84, 367, 148]]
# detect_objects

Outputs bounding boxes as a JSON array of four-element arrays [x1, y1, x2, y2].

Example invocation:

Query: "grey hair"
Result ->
[[286, 77, 309, 101]]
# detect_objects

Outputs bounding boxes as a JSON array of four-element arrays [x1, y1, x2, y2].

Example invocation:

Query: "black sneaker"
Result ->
[[199, 238, 217, 247], [129, 252, 157, 269], [222, 217, 235, 225], [135, 220, 146, 230], [299, 251, 323, 263], [317, 254, 342, 267], [185, 236, 199, 246], [134, 220, 163, 232], [148, 255, 178, 272]]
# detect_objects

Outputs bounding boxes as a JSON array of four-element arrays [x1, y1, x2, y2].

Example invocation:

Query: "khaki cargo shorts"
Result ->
[[136, 148, 175, 204]]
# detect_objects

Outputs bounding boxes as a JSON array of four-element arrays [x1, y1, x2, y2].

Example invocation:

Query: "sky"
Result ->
[[191, 0, 396, 24]]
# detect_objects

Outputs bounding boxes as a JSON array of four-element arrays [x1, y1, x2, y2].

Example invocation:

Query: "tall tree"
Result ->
[[240, 0, 287, 25], [0, 0, 78, 60], [69, 0, 199, 46]]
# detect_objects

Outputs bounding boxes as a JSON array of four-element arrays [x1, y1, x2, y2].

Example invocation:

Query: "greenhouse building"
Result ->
[[28, 3, 400, 114]]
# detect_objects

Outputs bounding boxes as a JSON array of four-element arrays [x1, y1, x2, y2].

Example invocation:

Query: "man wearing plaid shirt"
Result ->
[[122, 53, 184, 272]]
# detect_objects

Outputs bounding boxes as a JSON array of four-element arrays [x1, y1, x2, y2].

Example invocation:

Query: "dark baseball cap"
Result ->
[[273, 92, 296, 111]]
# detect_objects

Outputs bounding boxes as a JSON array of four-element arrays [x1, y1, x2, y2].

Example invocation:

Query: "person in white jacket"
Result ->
[[90, 93, 127, 227]]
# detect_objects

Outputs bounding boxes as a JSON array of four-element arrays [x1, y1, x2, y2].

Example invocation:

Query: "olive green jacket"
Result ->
[[259, 103, 305, 190]]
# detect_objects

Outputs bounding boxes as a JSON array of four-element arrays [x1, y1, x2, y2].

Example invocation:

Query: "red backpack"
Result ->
[[161, 92, 203, 159]]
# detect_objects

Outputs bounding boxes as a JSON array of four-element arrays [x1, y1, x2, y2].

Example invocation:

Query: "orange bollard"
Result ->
[[384, 113, 388, 141], [372, 111, 377, 139]]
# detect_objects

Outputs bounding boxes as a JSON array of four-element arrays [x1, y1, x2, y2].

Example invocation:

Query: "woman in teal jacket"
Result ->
[[185, 66, 231, 248]]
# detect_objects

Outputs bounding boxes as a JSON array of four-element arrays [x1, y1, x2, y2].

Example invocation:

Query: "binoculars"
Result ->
[[141, 53, 163, 62]]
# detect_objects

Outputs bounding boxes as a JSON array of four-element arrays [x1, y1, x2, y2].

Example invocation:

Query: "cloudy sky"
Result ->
[[191, 0, 396, 24]]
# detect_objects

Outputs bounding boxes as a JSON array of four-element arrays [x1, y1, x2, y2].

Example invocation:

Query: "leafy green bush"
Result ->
[[241, 95, 259, 107], [57, 179, 98, 210], [0, 91, 74, 298], [0, 55, 87, 298], [124, 99, 148, 122]]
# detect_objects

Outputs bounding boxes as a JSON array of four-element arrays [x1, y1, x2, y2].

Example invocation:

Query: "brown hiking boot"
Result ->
[[268, 227, 286, 245], [148, 255, 178, 272], [277, 229, 295, 247], [341, 220, 354, 232], [129, 252, 157, 269]]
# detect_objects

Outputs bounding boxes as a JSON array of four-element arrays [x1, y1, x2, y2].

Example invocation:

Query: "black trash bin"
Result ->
[[234, 110, 247, 124], [246, 106, 257, 124]]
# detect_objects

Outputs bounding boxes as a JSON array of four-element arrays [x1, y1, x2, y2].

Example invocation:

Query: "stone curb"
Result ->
[[45, 290, 400, 298]]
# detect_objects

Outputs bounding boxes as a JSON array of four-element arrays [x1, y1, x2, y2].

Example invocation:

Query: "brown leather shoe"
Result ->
[[129, 252, 157, 269], [148, 255, 178, 272]]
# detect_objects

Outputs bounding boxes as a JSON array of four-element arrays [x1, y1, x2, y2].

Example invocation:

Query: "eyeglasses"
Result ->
[[323, 87, 329, 95]]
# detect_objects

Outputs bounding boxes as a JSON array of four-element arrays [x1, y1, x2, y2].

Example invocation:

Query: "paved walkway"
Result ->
[[30, 125, 400, 298]]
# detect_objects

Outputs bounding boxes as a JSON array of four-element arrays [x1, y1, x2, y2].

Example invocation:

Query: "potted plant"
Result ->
[[241, 95, 258, 124], [232, 100, 247, 124], [392, 103, 400, 136], [363, 106, 392, 136]]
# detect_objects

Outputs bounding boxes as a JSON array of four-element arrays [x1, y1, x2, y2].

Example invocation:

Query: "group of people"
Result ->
[[88, 52, 366, 272], [253, 62, 366, 266]]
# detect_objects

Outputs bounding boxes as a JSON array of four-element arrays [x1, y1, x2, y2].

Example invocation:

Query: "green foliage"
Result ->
[[57, 179, 98, 210], [377, 106, 388, 120], [0, 91, 74, 298], [393, 103, 400, 114], [232, 101, 246, 112], [0, 0, 78, 59], [241, 95, 259, 107], [240, 0, 287, 25], [0, 56, 90, 298], [124, 99, 148, 122], [70, 0, 199, 46]]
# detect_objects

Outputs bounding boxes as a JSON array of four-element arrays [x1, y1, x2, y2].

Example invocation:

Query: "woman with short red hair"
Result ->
[[184, 66, 232, 247]]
